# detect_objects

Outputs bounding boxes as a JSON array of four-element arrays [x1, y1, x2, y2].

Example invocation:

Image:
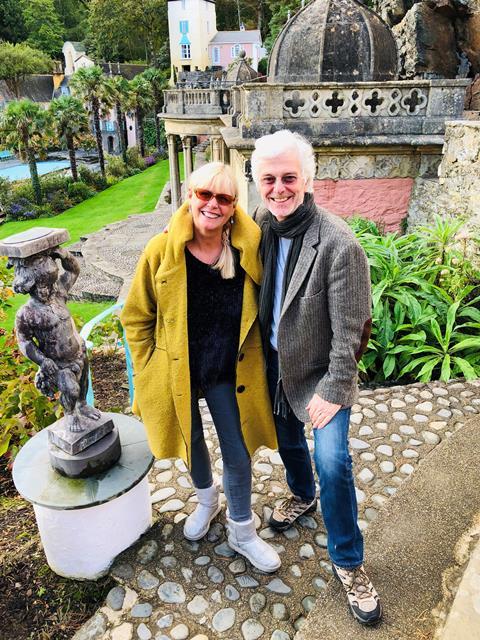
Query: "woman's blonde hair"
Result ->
[[188, 162, 238, 280]]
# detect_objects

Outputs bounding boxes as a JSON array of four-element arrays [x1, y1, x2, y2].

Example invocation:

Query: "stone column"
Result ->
[[167, 134, 181, 212], [211, 135, 225, 162], [181, 135, 194, 183]]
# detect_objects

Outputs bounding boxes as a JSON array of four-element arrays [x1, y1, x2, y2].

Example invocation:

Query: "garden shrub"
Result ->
[[11, 180, 35, 203], [0, 332, 61, 468], [5, 197, 39, 221], [106, 154, 127, 179], [126, 146, 145, 171], [67, 181, 96, 204], [48, 190, 73, 214], [144, 155, 157, 168], [78, 165, 107, 191], [0, 177, 12, 216], [353, 216, 480, 384]]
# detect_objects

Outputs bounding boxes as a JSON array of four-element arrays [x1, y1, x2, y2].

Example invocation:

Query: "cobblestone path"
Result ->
[[74, 380, 480, 640]]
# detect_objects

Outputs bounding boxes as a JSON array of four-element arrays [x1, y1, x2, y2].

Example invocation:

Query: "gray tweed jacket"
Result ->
[[254, 206, 372, 422]]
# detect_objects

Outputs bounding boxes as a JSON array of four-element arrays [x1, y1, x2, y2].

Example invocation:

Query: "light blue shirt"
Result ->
[[270, 237, 292, 350]]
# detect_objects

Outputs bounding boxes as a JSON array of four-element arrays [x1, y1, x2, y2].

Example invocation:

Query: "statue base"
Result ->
[[47, 414, 115, 455], [12, 413, 154, 579], [48, 426, 121, 479]]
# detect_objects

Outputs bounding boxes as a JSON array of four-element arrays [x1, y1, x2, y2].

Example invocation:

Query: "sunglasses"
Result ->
[[194, 189, 236, 206]]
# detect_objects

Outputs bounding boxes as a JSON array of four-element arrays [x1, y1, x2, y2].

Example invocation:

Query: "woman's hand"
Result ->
[[306, 393, 341, 429]]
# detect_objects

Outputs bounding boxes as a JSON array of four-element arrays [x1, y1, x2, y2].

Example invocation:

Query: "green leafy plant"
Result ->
[[0, 332, 62, 467], [353, 217, 480, 384]]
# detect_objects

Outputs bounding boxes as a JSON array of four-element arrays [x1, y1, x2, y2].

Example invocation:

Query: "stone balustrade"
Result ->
[[234, 79, 470, 142], [163, 88, 231, 116]]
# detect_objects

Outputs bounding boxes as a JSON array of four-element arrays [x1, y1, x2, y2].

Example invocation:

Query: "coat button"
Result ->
[[238, 353, 244, 361], [237, 385, 245, 393]]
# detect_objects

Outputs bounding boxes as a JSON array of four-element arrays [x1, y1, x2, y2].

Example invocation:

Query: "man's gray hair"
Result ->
[[251, 129, 316, 192]]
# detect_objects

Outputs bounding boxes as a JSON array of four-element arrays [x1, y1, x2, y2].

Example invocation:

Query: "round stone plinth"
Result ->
[[12, 413, 154, 579], [49, 425, 122, 479]]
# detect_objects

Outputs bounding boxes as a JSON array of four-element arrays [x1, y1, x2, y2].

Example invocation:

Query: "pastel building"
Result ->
[[209, 29, 265, 70], [168, 0, 265, 72]]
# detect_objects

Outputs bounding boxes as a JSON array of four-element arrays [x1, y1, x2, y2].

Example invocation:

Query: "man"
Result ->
[[251, 129, 381, 625]]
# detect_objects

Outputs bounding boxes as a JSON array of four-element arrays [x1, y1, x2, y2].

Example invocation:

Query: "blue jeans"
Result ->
[[190, 383, 252, 522], [267, 349, 364, 568]]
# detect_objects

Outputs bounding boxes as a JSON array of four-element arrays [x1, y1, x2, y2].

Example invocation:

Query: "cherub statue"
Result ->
[[10, 247, 101, 433]]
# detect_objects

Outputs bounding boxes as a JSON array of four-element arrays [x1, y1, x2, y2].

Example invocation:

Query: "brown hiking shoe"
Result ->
[[268, 496, 317, 531], [333, 564, 382, 625]]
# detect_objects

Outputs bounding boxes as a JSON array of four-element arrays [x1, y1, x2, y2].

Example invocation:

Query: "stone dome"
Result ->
[[225, 50, 259, 84], [268, 0, 398, 83]]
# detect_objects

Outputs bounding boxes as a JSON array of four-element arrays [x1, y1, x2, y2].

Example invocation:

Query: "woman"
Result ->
[[121, 162, 280, 572]]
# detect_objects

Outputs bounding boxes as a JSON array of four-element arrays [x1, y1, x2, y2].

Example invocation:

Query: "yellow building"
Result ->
[[168, 0, 217, 72]]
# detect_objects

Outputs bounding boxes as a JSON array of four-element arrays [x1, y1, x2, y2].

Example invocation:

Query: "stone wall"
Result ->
[[373, 0, 480, 79], [407, 121, 480, 252]]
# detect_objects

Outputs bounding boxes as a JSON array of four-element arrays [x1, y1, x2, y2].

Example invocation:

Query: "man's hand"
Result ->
[[306, 393, 341, 429]]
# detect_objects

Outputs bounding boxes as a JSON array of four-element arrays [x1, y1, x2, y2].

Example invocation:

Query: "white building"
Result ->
[[167, 0, 265, 72]]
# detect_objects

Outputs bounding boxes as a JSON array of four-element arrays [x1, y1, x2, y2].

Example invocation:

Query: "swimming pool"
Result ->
[[0, 160, 71, 181]]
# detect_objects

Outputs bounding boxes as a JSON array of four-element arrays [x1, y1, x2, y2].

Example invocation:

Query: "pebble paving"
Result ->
[[74, 380, 480, 640]]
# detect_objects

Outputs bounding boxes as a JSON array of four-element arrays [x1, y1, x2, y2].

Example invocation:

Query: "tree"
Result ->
[[70, 66, 110, 178], [142, 68, 168, 153], [22, 0, 64, 58], [264, 0, 303, 52], [0, 100, 51, 204], [87, 0, 131, 61], [0, 0, 27, 43], [87, 0, 169, 64], [0, 42, 52, 99], [103, 75, 130, 163], [126, 76, 154, 157], [123, 0, 169, 65], [49, 96, 89, 181], [54, 0, 89, 42]]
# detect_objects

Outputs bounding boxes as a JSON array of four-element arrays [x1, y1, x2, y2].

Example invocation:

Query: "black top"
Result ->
[[186, 247, 245, 392]]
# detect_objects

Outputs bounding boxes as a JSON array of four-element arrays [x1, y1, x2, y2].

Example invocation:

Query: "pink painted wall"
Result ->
[[313, 178, 414, 233], [210, 43, 254, 68]]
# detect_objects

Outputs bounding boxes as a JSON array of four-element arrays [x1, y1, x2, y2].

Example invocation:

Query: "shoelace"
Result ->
[[278, 498, 307, 517], [345, 568, 373, 601]]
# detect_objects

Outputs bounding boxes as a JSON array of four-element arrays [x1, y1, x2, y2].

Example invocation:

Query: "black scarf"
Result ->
[[258, 193, 318, 417]]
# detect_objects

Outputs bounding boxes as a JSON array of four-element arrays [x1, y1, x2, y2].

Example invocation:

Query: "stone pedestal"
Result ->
[[13, 413, 154, 580]]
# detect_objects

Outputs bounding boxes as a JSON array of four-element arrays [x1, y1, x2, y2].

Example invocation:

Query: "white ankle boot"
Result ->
[[226, 514, 281, 572], [183, 484, 221, 541]]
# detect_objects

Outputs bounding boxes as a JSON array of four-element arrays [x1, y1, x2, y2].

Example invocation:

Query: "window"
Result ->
[[181, 0, 186, 9], [231, 44, 241, 58], [212, 46, 220, 64], [181, 44, 191, 59], [179, 20, 189, 34]]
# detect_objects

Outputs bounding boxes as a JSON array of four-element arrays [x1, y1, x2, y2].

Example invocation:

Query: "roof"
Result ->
[[209, 30, 262, 45], [0, 75, 54, 104], [67, 41, 86, 52], [99, 63, 148, 80]]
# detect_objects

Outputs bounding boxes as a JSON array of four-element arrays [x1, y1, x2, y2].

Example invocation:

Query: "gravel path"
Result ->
[[74, 378, 480, 640]]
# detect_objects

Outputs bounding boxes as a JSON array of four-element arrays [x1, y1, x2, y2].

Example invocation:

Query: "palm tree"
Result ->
[[103, 75, 130, 164], [126, 76, 154, 157], [69, 66, 110, 178], [49, 96, 89, 182], [142, 68, 167, 153], [0, 100, 51, 204]]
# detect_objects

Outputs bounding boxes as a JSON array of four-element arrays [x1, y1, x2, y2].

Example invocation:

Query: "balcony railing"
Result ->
[[163, 88, 231, 116]]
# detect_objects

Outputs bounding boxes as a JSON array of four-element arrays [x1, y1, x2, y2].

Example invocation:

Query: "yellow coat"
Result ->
[[120, 202, 277, 467]]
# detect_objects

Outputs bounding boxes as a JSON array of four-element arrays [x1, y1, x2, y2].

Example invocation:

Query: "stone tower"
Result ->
[[168, 0, 217, 72]]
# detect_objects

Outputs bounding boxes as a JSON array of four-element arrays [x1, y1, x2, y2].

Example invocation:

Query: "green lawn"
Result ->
[[0, 158, 174, 244]]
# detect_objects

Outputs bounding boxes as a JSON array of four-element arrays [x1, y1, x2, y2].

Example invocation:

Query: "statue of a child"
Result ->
[[12, 246, 101, 433]]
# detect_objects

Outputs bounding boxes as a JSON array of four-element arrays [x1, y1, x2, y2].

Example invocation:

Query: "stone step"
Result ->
[[295, 414, 480, 640]]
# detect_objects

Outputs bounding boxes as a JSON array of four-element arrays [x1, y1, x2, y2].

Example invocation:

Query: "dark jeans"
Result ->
[[267, 348, 364, 568], [190, 383, 252, 522]]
